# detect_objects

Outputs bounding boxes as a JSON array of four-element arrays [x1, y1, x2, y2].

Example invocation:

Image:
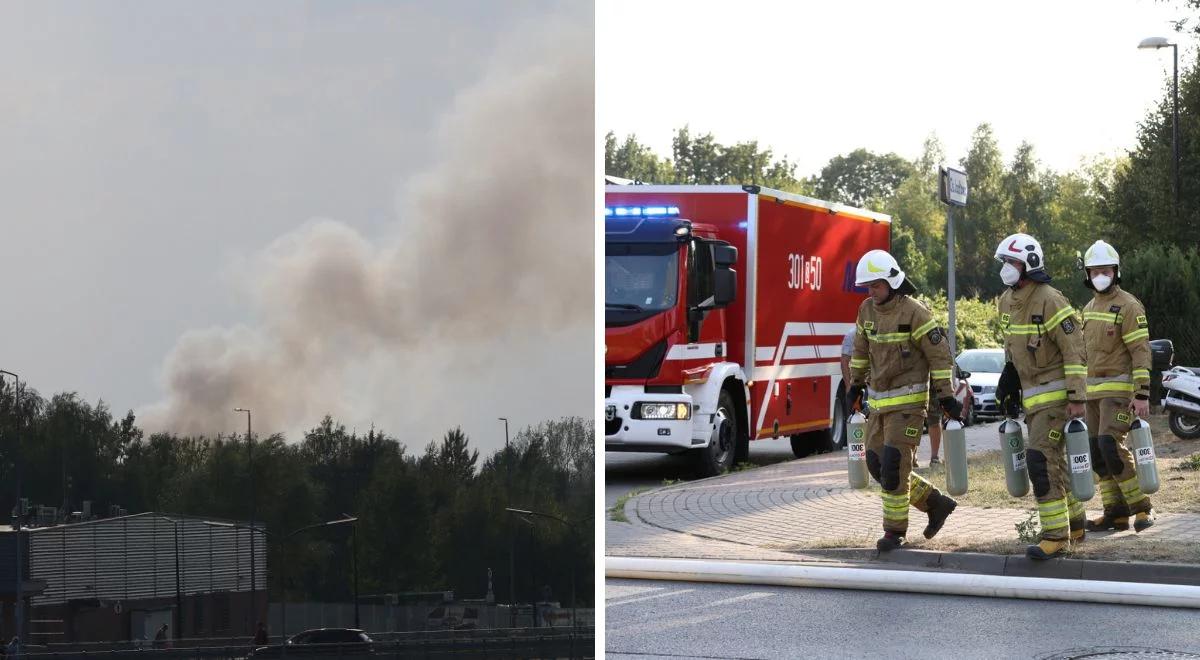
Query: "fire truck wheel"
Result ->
[[791, 425, 837, 458], [695, 390, 737, 477]]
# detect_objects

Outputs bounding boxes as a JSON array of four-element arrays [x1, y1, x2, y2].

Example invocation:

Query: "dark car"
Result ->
[[249, 628, 373, 658]]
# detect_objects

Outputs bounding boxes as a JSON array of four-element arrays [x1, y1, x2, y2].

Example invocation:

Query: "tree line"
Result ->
[[606, 44, 1200, 363], [0, 383, 594, 609]]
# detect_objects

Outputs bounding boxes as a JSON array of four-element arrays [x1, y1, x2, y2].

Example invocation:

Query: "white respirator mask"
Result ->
[[1000, 262, 1021, 286], [1091, 274, 1113, 291]]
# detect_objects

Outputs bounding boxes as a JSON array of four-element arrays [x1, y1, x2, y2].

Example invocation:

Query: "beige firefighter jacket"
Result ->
[[1082, 285, 1151, 400], [998, 282, 1087, 413], [849, 295, 953, 414]]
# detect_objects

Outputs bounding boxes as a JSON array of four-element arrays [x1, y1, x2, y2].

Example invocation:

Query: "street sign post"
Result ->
[[939, 166, 968, 358]]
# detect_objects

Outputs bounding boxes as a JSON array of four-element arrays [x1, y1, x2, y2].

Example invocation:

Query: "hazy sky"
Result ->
[[0, 1, 593, 453], [598, 0, 1194, 176]]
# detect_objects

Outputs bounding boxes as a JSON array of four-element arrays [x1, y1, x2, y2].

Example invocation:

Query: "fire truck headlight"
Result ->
[[639, 402, 691, 420]]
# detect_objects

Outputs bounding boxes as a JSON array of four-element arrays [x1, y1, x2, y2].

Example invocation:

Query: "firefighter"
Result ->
[[847, 249, 961, 551], [993, 233, 1088, 560], [1080, 240, 1155, 533]]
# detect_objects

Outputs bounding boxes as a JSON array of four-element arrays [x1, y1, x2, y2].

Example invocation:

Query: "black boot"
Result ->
[[1086, 507, 1131, 531], [923, 493, 957, 539], [1134, 511, 1154, 532], [1026, 538, 1069, 560], [876, 531, 906, 552], [1086, 514, 1129, 531]]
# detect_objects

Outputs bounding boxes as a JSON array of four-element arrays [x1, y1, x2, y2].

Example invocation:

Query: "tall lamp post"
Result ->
[[341, 513, 359, 629], [1, 370, 23, 646], [233, 407, 257, 630], [498, 417, 514, 627], [161, 517, 186, 640], [206, 516, 357, 655], [1138, 36, 1180, 223], [504, 508, 590, 629]]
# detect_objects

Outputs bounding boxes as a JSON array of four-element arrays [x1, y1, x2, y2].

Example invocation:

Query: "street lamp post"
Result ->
[[233, 408, 256, 630], [342, 513, 359, 629], [1, 370, 23, 647], [161, 517, 186, 640], [504, 508, 590, 629], [1138, 36, 1181, 223], [206, 516, 357, 656], [498, 417, 514, 627]]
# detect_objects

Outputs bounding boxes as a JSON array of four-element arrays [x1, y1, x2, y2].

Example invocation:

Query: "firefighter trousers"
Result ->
[[866, 408, 938, 535], [1086, 396, 1152, 516], [1025, 404, 1086, 541]]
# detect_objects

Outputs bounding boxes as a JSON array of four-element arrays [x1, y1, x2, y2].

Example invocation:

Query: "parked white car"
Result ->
[[956, 348, 1006, 421]]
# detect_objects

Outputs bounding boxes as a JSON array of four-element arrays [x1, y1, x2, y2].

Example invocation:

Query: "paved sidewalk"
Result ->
[[607, 450, 1200, 563]]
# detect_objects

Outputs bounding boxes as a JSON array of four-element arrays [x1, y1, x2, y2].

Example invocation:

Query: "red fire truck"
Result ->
[[604, 184, 891, 475]]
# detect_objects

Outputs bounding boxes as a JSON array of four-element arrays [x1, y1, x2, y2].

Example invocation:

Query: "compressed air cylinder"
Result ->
[[1129, 417, 1160, 495], [1000, 418, 1030, 497], [943, 419, 968, 496], [1064, 418, 1095, 502], [846, 411, 870, 489]]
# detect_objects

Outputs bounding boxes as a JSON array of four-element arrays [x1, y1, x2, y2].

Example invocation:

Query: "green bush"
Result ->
[[1121, 243, 1200, 366], [916, 294, 1004, 351]]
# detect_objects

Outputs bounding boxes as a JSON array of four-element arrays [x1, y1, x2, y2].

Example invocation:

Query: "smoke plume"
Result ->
[[138, 15, 594, 447]]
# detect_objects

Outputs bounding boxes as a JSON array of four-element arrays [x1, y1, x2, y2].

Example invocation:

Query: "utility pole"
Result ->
[[2, 371, 23, 647], [499, 417, 514, 627]]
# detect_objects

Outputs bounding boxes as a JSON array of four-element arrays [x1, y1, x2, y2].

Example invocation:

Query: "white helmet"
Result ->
[[1083, 240, 1119, 268], [994, 233, 1051, 283], [1082, 239, 1120, 288], [855, 249, 907, 289]]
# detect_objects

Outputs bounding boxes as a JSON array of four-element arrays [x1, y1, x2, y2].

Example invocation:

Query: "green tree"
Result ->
[[1100, 48, 1200, 248], [956, 123, 1011, 299], [886, 135, 949, 293], [604, 131, 674, 183], [813, 148, 915, 209]]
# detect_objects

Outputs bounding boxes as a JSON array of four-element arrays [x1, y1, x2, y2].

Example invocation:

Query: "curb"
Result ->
[[788, 548, 1200, 586]]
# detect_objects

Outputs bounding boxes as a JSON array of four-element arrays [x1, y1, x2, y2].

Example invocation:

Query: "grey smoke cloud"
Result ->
[[138, 14, 594, 446]]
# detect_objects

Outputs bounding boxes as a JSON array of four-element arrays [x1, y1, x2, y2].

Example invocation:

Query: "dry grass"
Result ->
[[771, 533, 877, 552], [924, 535, 1200, 564], [917, 414, 1200, 513]]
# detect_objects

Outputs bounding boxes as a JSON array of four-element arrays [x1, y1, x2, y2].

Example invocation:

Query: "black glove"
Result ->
[[939, 396, 962, 420], [996, 361, 1022, 418], [846, 384, 865, 412]]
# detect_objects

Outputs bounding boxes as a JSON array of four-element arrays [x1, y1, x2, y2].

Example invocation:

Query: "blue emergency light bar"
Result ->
[[605, 205, 681, 217]]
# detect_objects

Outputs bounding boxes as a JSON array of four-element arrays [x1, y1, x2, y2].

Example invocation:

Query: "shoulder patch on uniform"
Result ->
[[1061, 317, 1076, 334], [929, 328, 944, 344], [1137, 315, 1148, 328], [1000, 313, 1011, 325], [864, 320, 875, 331]]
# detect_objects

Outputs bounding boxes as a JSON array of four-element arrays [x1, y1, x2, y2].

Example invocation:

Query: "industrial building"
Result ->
[[1, 512, 265, 643]]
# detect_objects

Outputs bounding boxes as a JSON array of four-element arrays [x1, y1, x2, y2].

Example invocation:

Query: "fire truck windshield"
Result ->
[[605, 243, 679, 312]]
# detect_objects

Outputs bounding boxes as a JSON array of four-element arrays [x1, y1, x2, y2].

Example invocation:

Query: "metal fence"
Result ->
[[1154, 317, 1200, 369], [19, 627, 596, 660]]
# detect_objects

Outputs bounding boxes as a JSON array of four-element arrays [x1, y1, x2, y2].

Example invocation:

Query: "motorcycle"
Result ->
[[1162, 365, 1200, 439]]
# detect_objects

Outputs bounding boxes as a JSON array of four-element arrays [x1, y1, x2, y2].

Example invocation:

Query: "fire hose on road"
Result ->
[[606, 556, 1200, 609]]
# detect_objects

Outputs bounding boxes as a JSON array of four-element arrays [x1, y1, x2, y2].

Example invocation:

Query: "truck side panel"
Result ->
[[749, 196, 890, 440]]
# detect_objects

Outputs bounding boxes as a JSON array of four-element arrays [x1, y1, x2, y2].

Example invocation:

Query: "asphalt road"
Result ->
[[605, 419, 1004, 508], [606, 578, 1200, 660]]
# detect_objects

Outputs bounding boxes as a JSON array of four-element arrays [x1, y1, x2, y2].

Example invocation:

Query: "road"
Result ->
[[606, 578, 1200, 659], [605, 419, 1004, 508]]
